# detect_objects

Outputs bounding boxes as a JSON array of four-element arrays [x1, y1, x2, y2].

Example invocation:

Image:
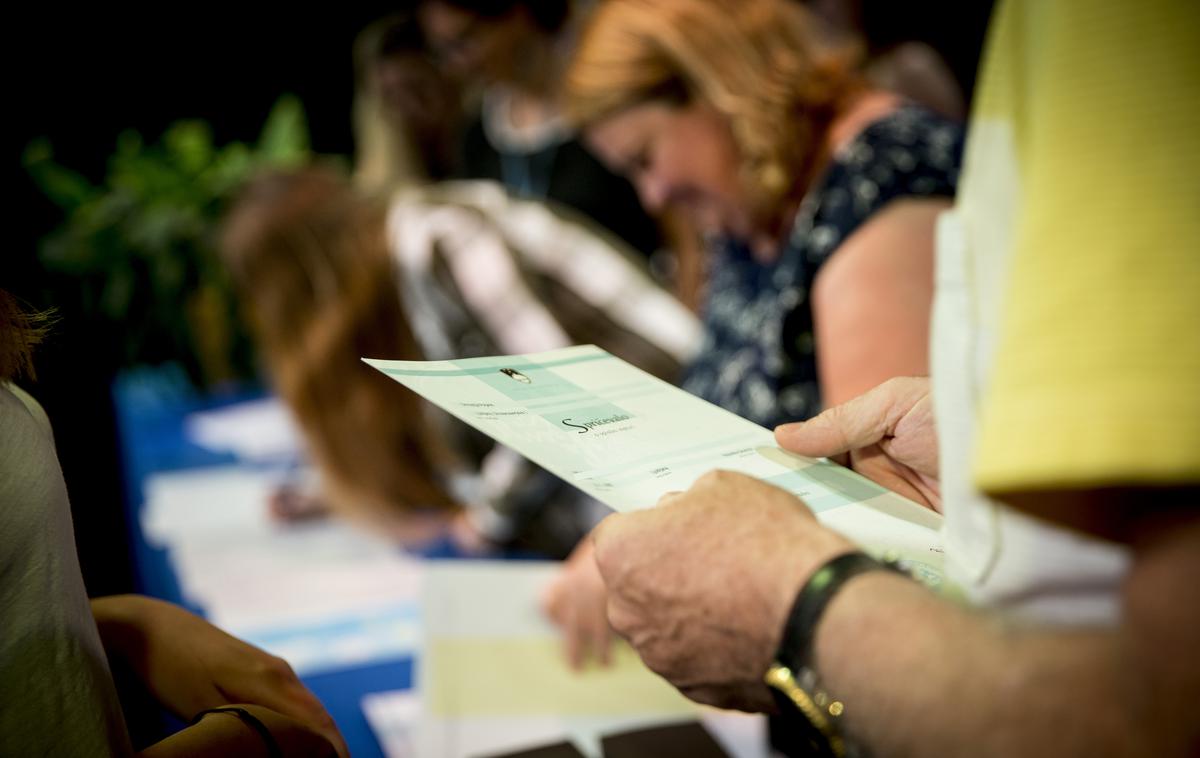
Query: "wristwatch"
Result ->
[[763, 551, 907, 758]]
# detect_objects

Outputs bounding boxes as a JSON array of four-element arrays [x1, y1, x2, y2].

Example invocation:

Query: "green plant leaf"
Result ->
[[26, 94, 310, 386], [165, 121, 215, 176], [256, 93, 310, 167], [23, 138, 95, 209], [207, 143, 254, 195]]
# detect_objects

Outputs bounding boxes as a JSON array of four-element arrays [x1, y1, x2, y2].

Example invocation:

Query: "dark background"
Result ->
[[9, 5, 398, 596], [8, 2, 994, 599]]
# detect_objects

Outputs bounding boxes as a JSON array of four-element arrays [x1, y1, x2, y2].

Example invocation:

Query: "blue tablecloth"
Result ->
[[111, 366, 408, 757]]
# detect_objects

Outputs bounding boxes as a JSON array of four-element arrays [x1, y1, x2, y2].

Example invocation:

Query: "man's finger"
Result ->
[[539, 578, 563, 622], [565, 607, 585, 671], [774, 376, 927, 458], [594, 621, 612, 666], [583, 608, 613, 668]]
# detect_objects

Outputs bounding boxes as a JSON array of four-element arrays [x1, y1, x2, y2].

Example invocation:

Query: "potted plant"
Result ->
[[24, 94, 312, 388]]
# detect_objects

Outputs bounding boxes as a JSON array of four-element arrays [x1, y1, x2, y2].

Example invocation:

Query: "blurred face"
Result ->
[[419, 1, 531, 85], [374, 53, 458, 136], [587, 100, 752, 239]]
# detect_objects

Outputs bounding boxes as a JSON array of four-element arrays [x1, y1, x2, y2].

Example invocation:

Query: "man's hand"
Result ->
[[541, 537, 613, 670], [775, 376, 942, 511], [92, 595, 348, 758], [591, 471, 853, 711]]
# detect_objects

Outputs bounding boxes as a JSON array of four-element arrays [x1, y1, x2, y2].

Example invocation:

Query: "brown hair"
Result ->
[[565, 0, 862, 226], [0, 290, 53, 382], [220, 166, 458, 522]]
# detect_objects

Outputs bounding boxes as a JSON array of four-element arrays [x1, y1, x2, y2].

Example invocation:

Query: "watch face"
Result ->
[[764, 664, 845, 758]]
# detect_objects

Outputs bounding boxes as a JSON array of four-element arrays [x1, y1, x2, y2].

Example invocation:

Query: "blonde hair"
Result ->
[[566, 0, 861, 222], [220, 167, 458, 522]]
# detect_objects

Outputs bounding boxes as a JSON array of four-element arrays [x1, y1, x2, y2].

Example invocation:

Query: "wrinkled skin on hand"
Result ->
[[580, 378, 941, 709], [591, 470, 853, 711], [776, 376, 941, 511]]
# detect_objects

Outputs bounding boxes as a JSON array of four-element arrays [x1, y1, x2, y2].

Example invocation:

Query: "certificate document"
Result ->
[[365, 345, 943, 578]]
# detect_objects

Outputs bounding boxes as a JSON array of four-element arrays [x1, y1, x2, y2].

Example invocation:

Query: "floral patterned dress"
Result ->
[[683, 105, 964, 428]]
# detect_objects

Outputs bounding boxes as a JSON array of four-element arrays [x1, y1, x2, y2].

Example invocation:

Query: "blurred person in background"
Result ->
[[415, 0, 665, 265], [219, 166, 699, 558], [0, 290, 346, 757], [356, 8, 708, 309], [804, 0, 973, 121], [543, 0, 961, 665], [352, 12, 464, 194]]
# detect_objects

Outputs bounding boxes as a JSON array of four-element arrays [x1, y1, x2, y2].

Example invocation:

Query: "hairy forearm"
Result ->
[[815, 574, 1140, 756]]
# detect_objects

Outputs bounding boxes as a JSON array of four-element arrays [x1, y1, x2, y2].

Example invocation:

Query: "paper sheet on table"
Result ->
[[365, 345, 943, 577], [361, 561, 765, 758], [141, 465, 422, 675], [184, 397, 304, 461]]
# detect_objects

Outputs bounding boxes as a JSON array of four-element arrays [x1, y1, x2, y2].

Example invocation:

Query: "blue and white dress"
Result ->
[[683, 105, 964, 428]]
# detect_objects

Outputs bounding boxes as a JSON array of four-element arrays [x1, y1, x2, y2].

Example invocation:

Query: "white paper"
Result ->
[[140, 464, 422, 675], [362, 561, 767, 758], [365, 346, 943, 575], [184, 396, 305, 462]]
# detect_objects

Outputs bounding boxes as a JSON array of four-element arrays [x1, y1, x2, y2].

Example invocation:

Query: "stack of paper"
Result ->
[[141, 463, 423, 675], [363, 561, 766, 758]]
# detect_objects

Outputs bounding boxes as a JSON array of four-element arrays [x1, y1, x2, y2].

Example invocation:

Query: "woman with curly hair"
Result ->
[[566, 0, 963, 426]]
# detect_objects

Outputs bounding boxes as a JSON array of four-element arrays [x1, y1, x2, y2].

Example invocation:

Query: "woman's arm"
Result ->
[[811, 198, 948, 407], [92, 595, 347, 757], [136, 703, 335, 758]]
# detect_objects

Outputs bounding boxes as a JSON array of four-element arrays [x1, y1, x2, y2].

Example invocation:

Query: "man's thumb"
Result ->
[[773, 378, 922, 457]]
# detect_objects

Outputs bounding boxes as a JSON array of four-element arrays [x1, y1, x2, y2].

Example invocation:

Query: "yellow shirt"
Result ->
[[932, 0, 1198, 622], [972, 0, 1200, 490]]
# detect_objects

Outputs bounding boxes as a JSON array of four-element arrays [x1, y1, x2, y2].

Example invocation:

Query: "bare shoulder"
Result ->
[[810, 198, 948, 404], [816, 197, 950, 297]]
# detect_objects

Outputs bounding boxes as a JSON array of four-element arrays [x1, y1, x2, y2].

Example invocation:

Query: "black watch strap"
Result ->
[[777, 551, 905, 675], [765, 552, 907, 758]]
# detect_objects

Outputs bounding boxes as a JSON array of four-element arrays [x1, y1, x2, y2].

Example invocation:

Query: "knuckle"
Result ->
[[697, 469, 732, 487], [589, 513, 618, 549], [314, 710, 337, 730], [265, 654, 296, 681], [591, 540, 614, 579], [605, 601, 636, 638]]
